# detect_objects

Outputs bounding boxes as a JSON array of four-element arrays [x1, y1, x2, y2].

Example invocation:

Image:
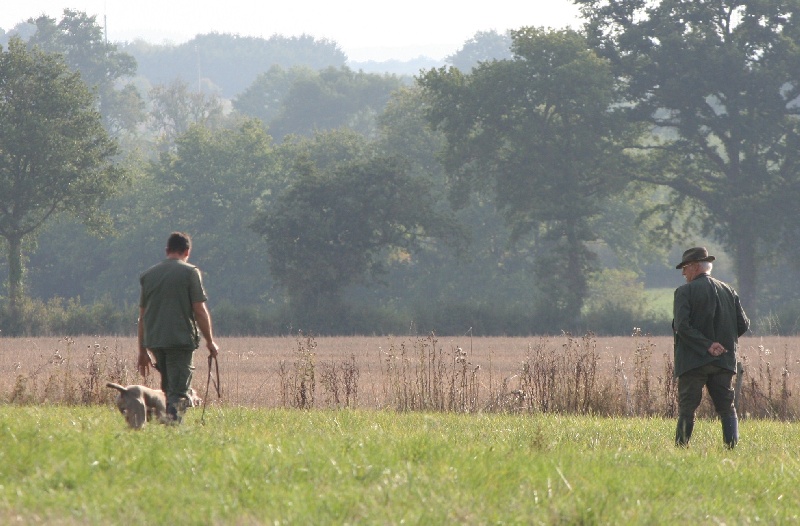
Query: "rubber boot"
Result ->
[[722, 415, 739, 449], [675, 415, 694, 447]]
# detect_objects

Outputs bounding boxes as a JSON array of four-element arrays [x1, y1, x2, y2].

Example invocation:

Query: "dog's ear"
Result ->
[[125, 398, 148, 429]]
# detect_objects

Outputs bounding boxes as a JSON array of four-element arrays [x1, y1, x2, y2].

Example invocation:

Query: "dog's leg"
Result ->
[[125, 398, 148, 429]]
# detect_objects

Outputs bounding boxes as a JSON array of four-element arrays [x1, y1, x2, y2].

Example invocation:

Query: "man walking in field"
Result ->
[[138, 232, 219, 423], [673, 247, 749, 448]]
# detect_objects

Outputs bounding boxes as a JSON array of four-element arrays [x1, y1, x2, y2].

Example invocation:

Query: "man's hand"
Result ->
[[708, 342, 727, 357], [137, 348, 154, 377], [207, 341, 219, 359]]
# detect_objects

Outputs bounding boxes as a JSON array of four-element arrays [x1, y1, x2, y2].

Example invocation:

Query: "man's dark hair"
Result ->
[[166, 232, 192, 254]]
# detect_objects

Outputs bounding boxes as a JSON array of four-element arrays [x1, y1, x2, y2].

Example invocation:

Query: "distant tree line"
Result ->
[[2, 1, 800, 337]]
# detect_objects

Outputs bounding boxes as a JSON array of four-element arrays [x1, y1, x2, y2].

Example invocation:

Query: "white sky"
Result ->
[[1, 1, 584, 62]]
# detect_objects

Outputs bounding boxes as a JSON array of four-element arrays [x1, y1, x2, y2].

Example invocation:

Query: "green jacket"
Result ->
[[139, 258, 208, 350], [672, 273, 749, 378]]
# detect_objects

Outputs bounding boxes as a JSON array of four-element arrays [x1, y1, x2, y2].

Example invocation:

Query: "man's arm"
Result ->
[[673, 286, 715, 356], [192, 301, 219, 357], [736, 295, 750, 337]]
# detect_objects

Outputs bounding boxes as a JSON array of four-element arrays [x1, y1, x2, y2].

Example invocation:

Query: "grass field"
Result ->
[[1, 406, 799, 524], [1, 334, 799, 524]]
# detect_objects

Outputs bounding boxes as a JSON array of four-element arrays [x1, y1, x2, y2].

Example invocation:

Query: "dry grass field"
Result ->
[[1, 332, 798, 419]]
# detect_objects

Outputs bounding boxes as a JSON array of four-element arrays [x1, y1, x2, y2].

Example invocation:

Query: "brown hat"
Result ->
[[676, 247, 715, 269]]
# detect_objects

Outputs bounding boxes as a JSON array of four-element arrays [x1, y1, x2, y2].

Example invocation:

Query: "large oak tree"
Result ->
[[419, 28, 635, 326], [576, 0, 800, 312], [0, 38, 124, 322]]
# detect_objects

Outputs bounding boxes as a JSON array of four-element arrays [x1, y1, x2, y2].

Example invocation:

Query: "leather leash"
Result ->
[[201, 354, 222, 425]]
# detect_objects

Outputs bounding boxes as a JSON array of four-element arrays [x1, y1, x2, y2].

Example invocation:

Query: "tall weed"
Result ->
[[3, 334, 799, 420]]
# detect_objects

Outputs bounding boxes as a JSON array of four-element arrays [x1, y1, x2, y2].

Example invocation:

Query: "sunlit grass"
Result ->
[[1, 406, 799, 524]]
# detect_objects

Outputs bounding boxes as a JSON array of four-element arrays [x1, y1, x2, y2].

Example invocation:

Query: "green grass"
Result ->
[[1, 406, 798, 524]]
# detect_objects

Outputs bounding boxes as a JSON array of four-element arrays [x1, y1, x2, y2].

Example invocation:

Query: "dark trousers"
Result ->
[[151, 348, 195, 410], [678, 364, 736, 418]]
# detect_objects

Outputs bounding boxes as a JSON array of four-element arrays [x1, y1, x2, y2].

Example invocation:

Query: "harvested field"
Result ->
[[0, 333, 798, 418]]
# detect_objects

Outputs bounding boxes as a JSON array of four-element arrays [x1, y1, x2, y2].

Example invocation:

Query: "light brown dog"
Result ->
[[106, 382, 203, 429], [106, 382, 168, 429]]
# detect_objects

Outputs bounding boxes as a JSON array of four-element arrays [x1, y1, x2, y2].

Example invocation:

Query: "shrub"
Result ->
[[582, 269, 667, 335]]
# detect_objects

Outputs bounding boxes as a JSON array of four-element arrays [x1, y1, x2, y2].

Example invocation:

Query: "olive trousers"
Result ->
[[151, 348, 195, 421], [676, 363, 738, 447]]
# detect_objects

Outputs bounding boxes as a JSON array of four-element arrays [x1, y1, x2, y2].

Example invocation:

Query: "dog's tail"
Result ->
[[106, 382, 128, 393]]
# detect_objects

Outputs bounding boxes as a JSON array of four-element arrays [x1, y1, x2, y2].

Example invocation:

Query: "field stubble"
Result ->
[[0, 332, 798, 419]]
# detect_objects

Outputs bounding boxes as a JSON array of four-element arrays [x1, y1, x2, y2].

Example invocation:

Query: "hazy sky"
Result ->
[[1, 1, 583, 62]]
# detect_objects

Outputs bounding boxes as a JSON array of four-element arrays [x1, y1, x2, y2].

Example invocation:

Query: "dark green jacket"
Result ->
[[672, 273, 749, 378], [139, 258, 208, 350]]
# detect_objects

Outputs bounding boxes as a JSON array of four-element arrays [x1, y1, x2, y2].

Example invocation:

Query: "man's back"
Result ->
[[139, 258, 206, 350], [673, 274, 748, 376]]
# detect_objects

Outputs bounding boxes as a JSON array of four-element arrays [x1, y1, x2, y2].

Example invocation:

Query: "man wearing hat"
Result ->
[[673, 247, 749, 448]]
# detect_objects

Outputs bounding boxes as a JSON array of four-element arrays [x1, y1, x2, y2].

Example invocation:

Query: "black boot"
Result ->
[[675, 415, 694, 447], [722, 415, 739, 449]]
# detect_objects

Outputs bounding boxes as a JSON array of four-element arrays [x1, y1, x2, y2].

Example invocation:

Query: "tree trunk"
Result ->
[[564, 219, 587, 327], [5, 235, 24, 334], [730, 228, 758, 319]]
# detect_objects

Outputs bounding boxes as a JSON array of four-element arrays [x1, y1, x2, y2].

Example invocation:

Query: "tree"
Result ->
[[376, 86, 447, 178], [375, 86, 540, 325], [576, 0, 800, 312], [419, 28, 635, 326], [0, 38, 124, 321], [123, 119, 277, 305], [124, 33, 347, 99], [233, 65, 317, 125], [251, 134, 462, 330], [0, 22, 36, 48], [149, 79, 226, 150], [25, 9, 144, 136], [446, 30, 513, 71], [238, 66, 405, 141]]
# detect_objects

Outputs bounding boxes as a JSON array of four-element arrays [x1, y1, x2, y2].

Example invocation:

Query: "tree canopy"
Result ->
[[420, 28, 636, 325], [124, 33, 347, 99], [148, 78, 226, 149], [235, 66, 406, 141], [7, 4, 800, 335], [576, 0, 800, 312], [251, 131, 463, 331], [0, 38, 124, 319], [25, 9, 144, 136], [446, 30, 513, 71]]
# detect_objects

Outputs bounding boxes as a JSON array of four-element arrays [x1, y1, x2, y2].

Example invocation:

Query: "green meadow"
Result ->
[[1, 406, 798, 525]]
